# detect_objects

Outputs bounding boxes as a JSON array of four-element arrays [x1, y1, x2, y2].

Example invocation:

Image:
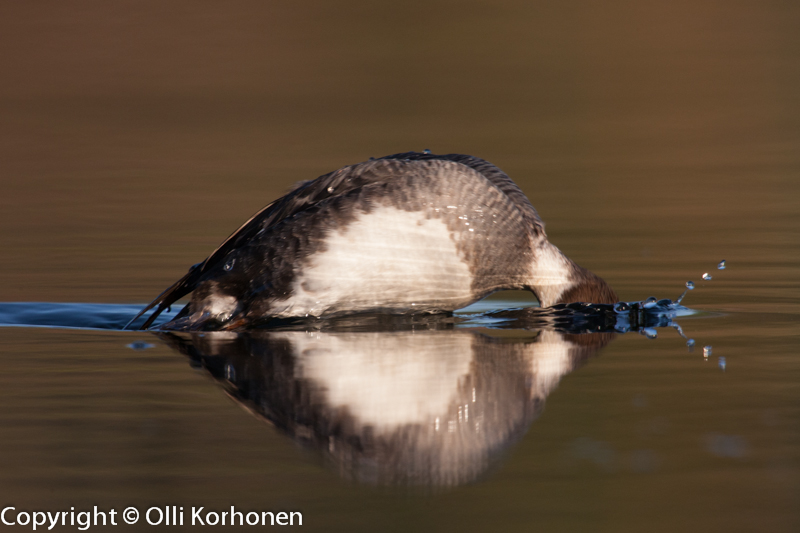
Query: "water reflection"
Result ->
[[0, 298, 699, 486], [160, 325, 615, 486]]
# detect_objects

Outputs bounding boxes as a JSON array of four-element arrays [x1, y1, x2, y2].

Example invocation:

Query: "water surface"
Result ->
[[1, 2, 799, 531]]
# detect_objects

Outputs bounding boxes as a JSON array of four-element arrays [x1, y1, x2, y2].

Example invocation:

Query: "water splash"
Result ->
[[675, 259, 727, 304], [671, 322, 688, 339], [675, 281, 694, 304], [642, 328, 658, 339]]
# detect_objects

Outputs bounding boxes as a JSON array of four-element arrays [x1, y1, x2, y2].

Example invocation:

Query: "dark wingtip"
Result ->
[[139, 304, 165, 330], [125, 265, 200, 331], [124, 301, 165, 331]]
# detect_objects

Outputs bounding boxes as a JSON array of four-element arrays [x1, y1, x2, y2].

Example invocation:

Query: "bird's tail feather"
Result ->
[[124, 265, 199, 330]]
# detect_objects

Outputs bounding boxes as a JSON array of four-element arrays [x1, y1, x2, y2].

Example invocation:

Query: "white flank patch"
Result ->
[[274, 206, 474, 317], [285, 331, 474, 432], [206, 294, 238, 321], [530, 243, 575, 307], [195, 282, 239, 321]]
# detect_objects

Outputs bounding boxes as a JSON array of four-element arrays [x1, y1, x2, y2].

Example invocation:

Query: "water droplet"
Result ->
[[643, 328, 658, 339], [718, 357, 726, 371], [613, 302, 630, 312], [656, 298, 673, 307], [686, 281, 695, 290], [225, 364, 236, 381], [703, 345, 712, 357], [223, 259, 235, 271], [686, 339, 695, 348], [423, 148, 432, 154], [672, 322, 688, 339], [327, 186, 334, 193], [717, 260, 726, 270], [643, 296, 658, 308], [702, 273, 712, 280]]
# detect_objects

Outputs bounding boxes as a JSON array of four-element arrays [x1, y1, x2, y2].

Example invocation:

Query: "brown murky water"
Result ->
[[1, 2, 799, 531]]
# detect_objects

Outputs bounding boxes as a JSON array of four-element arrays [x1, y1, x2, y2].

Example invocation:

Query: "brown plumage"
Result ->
[[129, 152, 617, 330]]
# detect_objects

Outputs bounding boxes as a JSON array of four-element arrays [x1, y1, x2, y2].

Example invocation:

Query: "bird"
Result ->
[[129, 152, 618, 330]]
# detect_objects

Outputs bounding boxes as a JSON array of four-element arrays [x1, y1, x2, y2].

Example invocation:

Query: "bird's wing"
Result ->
[[129, 153, 539, 329], [380, 152, 546, 236]]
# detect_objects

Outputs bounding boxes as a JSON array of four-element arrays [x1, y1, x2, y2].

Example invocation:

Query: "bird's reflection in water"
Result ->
[[159, 319, 615, 487]]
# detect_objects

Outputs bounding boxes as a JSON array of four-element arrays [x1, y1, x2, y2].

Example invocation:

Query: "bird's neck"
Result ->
[[530, 243, 618, 307]]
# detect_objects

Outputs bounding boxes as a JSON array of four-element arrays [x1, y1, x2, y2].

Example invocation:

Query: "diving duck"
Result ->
[[130, 152, 617, 330]]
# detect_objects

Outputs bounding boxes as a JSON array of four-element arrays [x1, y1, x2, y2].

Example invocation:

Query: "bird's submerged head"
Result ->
[[553, 265, 618, 305]]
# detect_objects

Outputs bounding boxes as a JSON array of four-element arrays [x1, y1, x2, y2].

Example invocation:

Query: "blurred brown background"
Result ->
[[1, 3, 799, 531], [1, 1, 798, 305]]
